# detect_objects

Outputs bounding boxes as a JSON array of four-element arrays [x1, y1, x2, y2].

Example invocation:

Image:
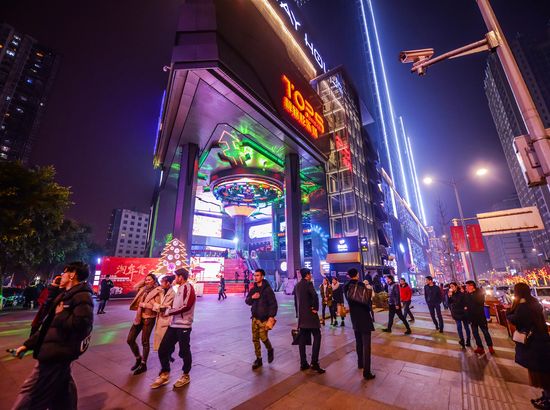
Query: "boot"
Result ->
[[133, 362, 147, 375], [310, 363, 326, 374], [252, 358, 262, 370], [267, 348, 274, 363], [459, 339, 465, 348], [131, 357, 142, 371], [340, 320, 345, 327]]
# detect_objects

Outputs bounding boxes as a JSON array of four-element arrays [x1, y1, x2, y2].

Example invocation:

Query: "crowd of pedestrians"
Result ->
[[8, 261, 550, 409]]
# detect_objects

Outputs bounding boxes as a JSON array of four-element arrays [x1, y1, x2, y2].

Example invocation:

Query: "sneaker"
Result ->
[[133, 362, 147, 375], [310, 363, 326, 374], [458, 339, 465, 348], [252, 358, 263, 370], [404, 329, 412, 335], [300, 363, 310, 371], [363, 372, 376, 380], [439, 329, 444, 333], [267, 348, 274, 363], [151, 372, 170, 389], [131, 358, 142, 371], [173, 373, 190, 388], [340, 321, 345, 327], [474, 347, 485, 355], [382, 328, 391, 333], [488, 346, 495, 355]]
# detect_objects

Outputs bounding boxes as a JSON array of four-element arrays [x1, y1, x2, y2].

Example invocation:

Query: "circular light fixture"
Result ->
[[475, 168, 488, 177], [423, 176, 433, 185]]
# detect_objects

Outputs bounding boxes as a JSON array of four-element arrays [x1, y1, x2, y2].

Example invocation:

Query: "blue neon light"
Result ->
[[407, 136, 427, 225], [153, 90, 166, 155]]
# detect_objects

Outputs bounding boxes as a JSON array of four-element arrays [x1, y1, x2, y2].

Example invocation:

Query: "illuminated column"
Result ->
[[173, 143, 199, 255], [285, 153, 303, 279], [234, 215, 246, 252]]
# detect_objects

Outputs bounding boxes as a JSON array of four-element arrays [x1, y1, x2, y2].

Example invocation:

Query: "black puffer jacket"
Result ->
[[245, 280, 278, 321], [448, 291, 467, 321], [464, 289, 487, 326], [424, 284, 442, 305], [24, 282, 94, 363]]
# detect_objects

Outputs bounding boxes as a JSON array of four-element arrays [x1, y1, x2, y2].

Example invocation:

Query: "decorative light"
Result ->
[[423, 176, 433, 185]]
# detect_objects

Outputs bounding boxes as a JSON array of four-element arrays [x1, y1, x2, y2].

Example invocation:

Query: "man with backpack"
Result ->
[[11, 262, 94, 410]]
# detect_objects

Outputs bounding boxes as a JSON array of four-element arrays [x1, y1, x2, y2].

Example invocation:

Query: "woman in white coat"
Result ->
[[153, 275, 176, 352]]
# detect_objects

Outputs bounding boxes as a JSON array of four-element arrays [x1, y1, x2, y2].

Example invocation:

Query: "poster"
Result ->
[[96, 257, 160, 297]]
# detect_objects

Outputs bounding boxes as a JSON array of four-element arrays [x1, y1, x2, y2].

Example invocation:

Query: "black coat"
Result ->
[[448, 291, 467, 321], [464, 289, 487, 326], [24, 282, 94, 363], [343, 280, 375, 333], [506, 298, 550, 373], [332, 283, 344, 304], [99, 279, 114, 300], [294, 279, 320, 329], [245, 280, 278, 321], [424, 284, 442, 306]]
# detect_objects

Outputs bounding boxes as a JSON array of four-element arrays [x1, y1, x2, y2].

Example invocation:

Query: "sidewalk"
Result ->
[[0, 295, 538, 409]]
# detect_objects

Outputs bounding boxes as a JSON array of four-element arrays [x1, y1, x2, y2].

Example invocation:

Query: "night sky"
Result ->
[[3, 0, 550, 251]]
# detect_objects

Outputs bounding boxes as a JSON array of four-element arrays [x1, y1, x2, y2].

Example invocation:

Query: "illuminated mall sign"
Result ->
[[326, 236, 360, 263], [277, 1, 327, 72], [282, 74, 325, 139]]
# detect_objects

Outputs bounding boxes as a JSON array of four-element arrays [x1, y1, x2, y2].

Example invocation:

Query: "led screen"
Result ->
[[194, 190, 223, 215], [193, 215, 222, 238], [190, 256, 224, 281], [249, 223, 272, 239]]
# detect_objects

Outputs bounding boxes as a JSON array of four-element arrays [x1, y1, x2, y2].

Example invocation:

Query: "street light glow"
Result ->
[[423, 176, 433, 185], [475, 167, 488, 177]]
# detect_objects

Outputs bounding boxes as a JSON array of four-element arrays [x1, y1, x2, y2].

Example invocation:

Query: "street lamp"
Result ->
[[423, 168, 489, 283]]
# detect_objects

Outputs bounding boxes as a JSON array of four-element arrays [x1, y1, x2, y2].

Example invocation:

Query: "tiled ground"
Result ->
[[0, 294, 540, 409]]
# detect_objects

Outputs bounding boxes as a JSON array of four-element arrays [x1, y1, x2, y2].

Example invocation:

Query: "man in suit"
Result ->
[[294, 268, 325, 374], [344, 268, 375, 380], [97, 275, 114, 314]]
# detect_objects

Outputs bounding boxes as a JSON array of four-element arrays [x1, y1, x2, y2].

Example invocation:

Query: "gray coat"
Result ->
[[294, 279, 320, 329]]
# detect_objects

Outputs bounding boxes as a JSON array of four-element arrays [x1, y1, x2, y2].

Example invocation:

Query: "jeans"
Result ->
[[127, 317, 156, 363], [455, 319, 471, 342], [402, 300, 414, 321], [354, 330, 372, 375], [12, 361, 77, 410], [428, 303, 444, 330], [252, 318, 273, 358], [387, 304, 411, 331], [329, 304, 337, 322], [159, 327, 192, 374], [244, 284, 249, 296], [299, 328, 321, 366], [471, 323, 493, 348], [97, 298, 108, 313]]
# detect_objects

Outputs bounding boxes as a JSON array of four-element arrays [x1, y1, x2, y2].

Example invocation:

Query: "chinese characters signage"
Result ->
[[97, 257, 160, 297], [335, 135, 352, 170], [282, 74, 325, 139]]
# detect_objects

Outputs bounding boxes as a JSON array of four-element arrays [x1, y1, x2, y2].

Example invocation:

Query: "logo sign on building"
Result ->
[[450, 226, 467, 252], [326, 236, 360, 263], [335, 135, 352, 170], [97, 257, 160, 297], [359, 237, 368, 252], [282, 74, 325, 138], [466, 224, 485, 252]]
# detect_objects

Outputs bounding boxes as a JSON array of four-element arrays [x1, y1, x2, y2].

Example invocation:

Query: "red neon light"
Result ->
[[335, 135, 352, 170], [281, 74, 325, 139]]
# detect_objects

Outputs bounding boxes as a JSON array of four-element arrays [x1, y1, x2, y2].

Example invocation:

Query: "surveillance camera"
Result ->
[[399, 48, 435, 64], [163, 65, 171, 72]]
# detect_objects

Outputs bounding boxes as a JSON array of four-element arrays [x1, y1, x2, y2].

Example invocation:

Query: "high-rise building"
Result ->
[[106, 209, 150, 257], [484, 195, 539, 272], [0, 23, 58, 163], [484, 28, 550, 258]]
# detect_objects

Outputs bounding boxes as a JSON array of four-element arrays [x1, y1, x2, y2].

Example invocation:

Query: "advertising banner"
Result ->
[[467, 224, 485, 252], [97, 257, 160, 297], [326, 237, 360, 263], [450, 226, 467, 252]]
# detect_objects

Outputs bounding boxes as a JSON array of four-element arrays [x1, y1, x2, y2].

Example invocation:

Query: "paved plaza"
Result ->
[[0, 293, 540, 409]]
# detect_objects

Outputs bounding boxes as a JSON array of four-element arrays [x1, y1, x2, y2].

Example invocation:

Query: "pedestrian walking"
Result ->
[[382, 275, 412, 335], [245, 269, 278, 370], [424, 276, 444, 332], [218, 275, 227, 300], [331, 277, 346, 327], [294, 268, 325, 374], [127, 273, 161, 375], [153, 275, 176, 352], [399, 278, 415, 322], [344, 268, 375, 380], [29, 275, 62, 336], [235, 271, 240, 282], [11, 262, 94, 410], [506, 283, 550, 409], [441, 283, 449, 310], [97, 274, 114, 314], [464, 280, 494, 355], [151, 268, 196, 389], [319, 277, 334, 326], [244, 274, 250, 296], [448, 282, 471, 348]]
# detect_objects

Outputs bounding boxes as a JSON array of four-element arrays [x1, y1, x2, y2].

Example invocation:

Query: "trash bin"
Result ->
[[484, 305, 491, 320]]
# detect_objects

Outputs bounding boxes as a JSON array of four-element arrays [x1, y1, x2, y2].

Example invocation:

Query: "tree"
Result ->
[[0, 162, 71, 299], [156, 237, 189, 275]]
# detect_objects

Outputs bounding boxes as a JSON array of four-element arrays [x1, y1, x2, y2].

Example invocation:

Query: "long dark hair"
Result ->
[[510, 282, 534, 312]]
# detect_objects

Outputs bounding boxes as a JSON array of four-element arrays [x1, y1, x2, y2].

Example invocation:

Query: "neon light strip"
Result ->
[[366, 0, 410, 206], [407, 136, 428, 225], [153, 90, 166, 155], [399, 117, 419, 212], [357, 0, 397, 217]]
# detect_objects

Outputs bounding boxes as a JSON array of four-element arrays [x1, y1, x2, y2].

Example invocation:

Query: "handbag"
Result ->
[[346, 282, 371, 306], [512, 329, 533, 345], [265, 317, 277, 330]]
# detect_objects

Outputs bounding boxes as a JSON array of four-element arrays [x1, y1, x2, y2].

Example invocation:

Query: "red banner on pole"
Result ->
[[97, 257, 160, 297], [467, 224, 485, 252], [450, 226, 467, 252]]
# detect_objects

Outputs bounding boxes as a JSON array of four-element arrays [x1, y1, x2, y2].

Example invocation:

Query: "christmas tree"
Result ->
[[156, 238, 190, 275]]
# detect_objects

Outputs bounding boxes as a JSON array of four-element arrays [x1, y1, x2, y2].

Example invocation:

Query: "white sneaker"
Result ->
[[151, 372, 170, 389], [173, 373, 190, 388]]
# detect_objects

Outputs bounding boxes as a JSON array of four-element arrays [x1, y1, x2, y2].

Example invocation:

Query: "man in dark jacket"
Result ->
[[294, 268, 325, 374], [30, 275, 62, 336], [97, 274, 114, 314], [424, 275, 444, 332], [464, 281, 494, 355], [245, 268, 278, 370], [383, 275, 411, 335], [344, 268, 375, 380], [12, 262, 94, 410]]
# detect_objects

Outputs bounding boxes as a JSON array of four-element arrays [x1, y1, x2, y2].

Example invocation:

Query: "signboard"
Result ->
[[326, 237, 360, 263], [192, 215, 222, 238], [476, 206, 544, 235], [359, 237, 368, 252], [249, 223, 272, 239], [97, 257, 160, 297], [450, 226, 467, 252], [466, 224, 485, 252]]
